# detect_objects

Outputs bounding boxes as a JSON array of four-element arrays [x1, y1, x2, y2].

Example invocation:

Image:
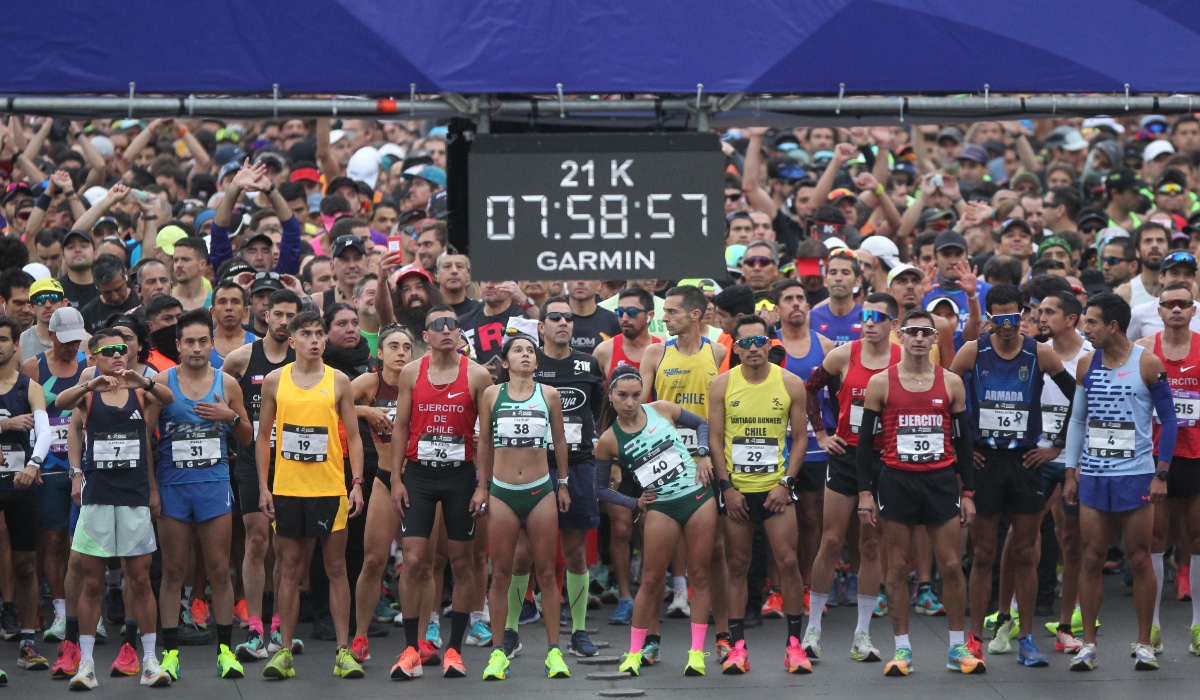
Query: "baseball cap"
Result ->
[[934, 230, 968, 252], [956, 144, 989, 165], [919, 208, 955, 225], [1009, 171, 1042, 192], [1140, 115, 1169, 130], [249, 271, 284, 294], [676, 278, 723, 295], [859, 235, 901, 269], [30, 278, 64, 296], [405, 165, 446, 189], [239, 231, 274, 250], [61, 229, 94, 247], [925, 296, 960, 315], [1048, 126, 1088, 152], [767, 157, 808, 182], [725, 244, 747, 274], [1144, 140, 1176, 162], [1037, 235, 1072, 257], [22, 263, 51, 282], [936, 126, 964, 144], [1161, 250, 1198, 272], [49, 307, 86, 343], [1076, 208, 1108, 229], [221, 260, 255, 281], [212, 144, 246, 167], [307, 193, 324, 214], [331, 234, 367, 259], [347, 147, 381, 190], [155, 225, 189, 255], [1082, 116, 1125, 135], [828, 188, 857, 205], [1001, 218, 1034, 237], [396, 264, 432, 285], [291, 166, 321, 184], [218, 161, 240, 182], [1104, 168, 1139, 191], [82, 186, 109, 207], [329, 129, 348, 145], [886, 263, 924, 286]]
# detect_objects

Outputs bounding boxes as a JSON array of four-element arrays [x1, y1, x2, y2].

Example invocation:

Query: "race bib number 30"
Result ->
[[281, 424, 329, 463], [92, 432, 141, 469], [896, 426, 944, 463], [731, 437, 780, 474], [171, 430, 222, 468], [417, 435, 466, 465], [1087, 420, 1135, 459]]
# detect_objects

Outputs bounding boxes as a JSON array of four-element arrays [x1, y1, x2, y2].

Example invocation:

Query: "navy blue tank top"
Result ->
[[37, 351, 86, 469], [0, 374, 33, 490], [969, 334, 1044, 449], [808, 304, 862, 347], [83, 389, 149, 507]]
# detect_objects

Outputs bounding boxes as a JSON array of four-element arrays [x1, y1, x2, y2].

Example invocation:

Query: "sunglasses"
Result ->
[[755, 298, 776, 312], [426, 317, 461, 331], [1160, 298, 1196, 310], [861, 309, 894, 324], [614, 307, 643, 319], [988, 312, 1022, 327], [31, 292, 63, 306], [1164, 251, 1197, 266], [1158, 182, 1185, 195], [93, 344, 129, 357], [829, 248, 858, 259], [726, 193, 742, 202], [1043, 200, 1057, 208], [1080, 224, 1103, 234], [742, 256, 775, 269], [1039, 259, 1066, 270], [900, 326, 936, 338], [544, 311, 574, 322], [734, 335, 770, 349], [1102, 255, 1132, 266], [1147, 122, 1167, 134], [254, 271, 281, 281]]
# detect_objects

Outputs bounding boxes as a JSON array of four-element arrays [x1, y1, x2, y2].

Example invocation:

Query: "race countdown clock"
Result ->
[[467, 133, 725, 281]]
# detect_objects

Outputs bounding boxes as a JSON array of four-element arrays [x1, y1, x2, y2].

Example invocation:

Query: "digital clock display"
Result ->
[[468, 133, 725, 281]]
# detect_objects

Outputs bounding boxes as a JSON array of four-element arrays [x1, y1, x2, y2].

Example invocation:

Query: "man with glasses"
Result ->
[[740, 241, 781, 294], [1154, 169, 1192, 219], [389, 306, 492, 679], [1136, 284, 1200, 654], [1126, 251, 1200, 340], [315, 232, 369, 312], [80, 254, 138, 332], [948, 284, 1077, 665], [1062, 292, 1177, 672], [1076, 210, 1108, 248], [856, 308, 982, 677], [709, 314, 812, 674], [1100, 236, 1139, 290], [801, 293, 901, 664]]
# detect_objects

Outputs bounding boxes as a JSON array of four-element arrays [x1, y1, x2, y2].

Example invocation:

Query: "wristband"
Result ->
[[961, 490, 975, 499], [35, 194, 52, 211], [558, 476, 570, 485], [63, 190, 76, 198], [874, 184, 885, 196], [966, 293, 977, 301], [351, 477, 364, 485], [143, 215, 158, 220], [144, 378, 156, 391], [266, 183, 276, 195], [857, 507, 873, 512], [520, 299, 533, 311]]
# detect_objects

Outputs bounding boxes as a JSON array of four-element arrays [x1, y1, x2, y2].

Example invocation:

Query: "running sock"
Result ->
[[80, 635, 95, 663], [629, 626, 647, 654], [162, 627, 178, 652], [217, 624, 233, 649], [448, 610, 469, 653], [141, 633, 157, 663], [690, 622, 707, 651], [786, 614, 804, 642], [270, 614, 280, 633], [1151, 552, 1164, 627], [53, 598, 66, 619], [469, 610, 484, 625], [567, 571, 589, 632], [66, 616, 79, 644], [402, 618, 419, 649], [1192, 555, 1200, 626], [672, 575, 688, 597], [183, 586, 193, 603], [19, 630, 33, 643], [808, 593, 828, 631], [430, 611, 440, 626], [508, 574, 530, 631], [124, 619, 138, 647], [856, 596, 876, 635], [248, 615, 264, 636], [949, 630, 964, 647], [894, 634, 910, 650], [729, 618, 745, 644]]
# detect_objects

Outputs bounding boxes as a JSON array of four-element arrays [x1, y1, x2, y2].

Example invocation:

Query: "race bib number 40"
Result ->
[[632, 442, 684, 490], [281, 424, 329, 463]]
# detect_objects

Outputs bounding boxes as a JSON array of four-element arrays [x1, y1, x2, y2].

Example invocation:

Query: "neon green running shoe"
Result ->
[[482, 648, 510, 681], [619, 651, 643, 677], [217, 644, 243, 679], [684, 649, 708, 676], [334, 646, 364, 679], [263, 649, 294, 680], [545, 647, 570, 678], [160, 649, 180, 681]]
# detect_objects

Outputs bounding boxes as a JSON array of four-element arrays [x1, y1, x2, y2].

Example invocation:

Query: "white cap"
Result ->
[[82, 186, 109, 208], [1082, 116, 1125, 134], [329, 129, 348, 145], [886, 263, 924, 286], [1144, 140, 1176, 161], [21, 262, 50, 281], [48, 307, 86, 343], [90, 135, 114, 157], [378, 143, 406, 162], [346, 147, 380, 190], [859, 235, 901, 269]]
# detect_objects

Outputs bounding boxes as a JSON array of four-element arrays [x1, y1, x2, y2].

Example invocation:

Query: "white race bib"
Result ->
[[896, 426, 944, 463], [92, 432, 141, 469], [676, 427, 699, 453], [495, 409, 546, 448], [849, 401, 864, 432], [978, 401, 1029, 439], [1087, 420, 1135, 458], [632, 444, 684, 490], [548, 418, 584, 452], [0, 444, 24, 473], [280, 424, 329, 462], [49, 415, 70, 454], [1041, 405, 1068, 441], [731, 437, 780, 474], [252, 420, 277, 448], [417, 435, 466, 465], [170, 430, 222, 468]]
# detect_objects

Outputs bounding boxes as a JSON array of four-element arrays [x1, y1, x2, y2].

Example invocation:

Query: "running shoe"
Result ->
[[267, 631, 304, 654], [801, 626, 821, 659], [545, 647, 570, 678], [191, 598, 212, 629], [721, 639, 749, 674], [715, 633, 733, 663], [375, 597, 399, 622], [236, 630, 268, 661], [390, 646, 422, 680], [947, 643, 986, 674], [502, 629, 522, 659], [618, 651, 643, 677], [43, 614, 66, 643], [569, 629, 599, 657], [609, 598, 634, 625], [873, 592, 889, 617], [466, 620, 493, 647], [560, 603, 569, 628], [52, 640, 80, 678], [850, 631, 881, 662], [1069, 643, 1098, 671], [984, 609, 1020, 634], [1191, 624, 1200, 656], [845, 574, 859, 600], [263, 648, 295, 679], [913, 590, 946, 616], [641, 639, 661, 665], [350, 635, 370, 662], [966, 631, 983, 660], [425, 620, 442, 649], [332, 645, 363, 679], [482, 648, 510, 680], [667, 590, 690, 618], [442, 648, 466, 678], [1179, 564, 1192, 602], [419, 639, 441, 666], [1017, 636, 1049, 667], [69, 658, 98, 690], [0, 606, 17, 641], [684, 649, 708, 676], [217, 644, 244, 679], [1133, 643, 1158, 670], [761, 590, 784, 619], [94, 620, 106, 642], [518, 599, 541, 625], [785, 636, 812, 674], [160, 649, 180, 681], [1151, 623, 1163, 654], [1055, 628, 1083, 654], [16, 639, 47, 671], [141, 657, 171, 687], [233, 600, 249, 628], [989, 620, 1014, 654], [111, 642, 139, 676], [884, 647, 912, 677]]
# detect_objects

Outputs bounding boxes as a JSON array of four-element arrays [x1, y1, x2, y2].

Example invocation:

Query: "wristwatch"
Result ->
[[69, 467, 83, 477], [1155, 470, 1170, 482], [230, 414, 241, 427], [30, 456, 43, 467], [696, 446, 711, 457], [778, 475, 795, 489]]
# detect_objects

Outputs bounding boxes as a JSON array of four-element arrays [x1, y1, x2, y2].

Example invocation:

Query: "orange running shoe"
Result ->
[[442, 648, 466, 678], [110, 642, 140, 677], [966, 631, 984, 660], [419, 639, 441, 666], [233, 600, 249, 629], [52, 640, 80, 678], [350, 635, 370, 662], [390, 646, 423, 680], [191, 598, 212, 629], [761, 590, 784, 620]]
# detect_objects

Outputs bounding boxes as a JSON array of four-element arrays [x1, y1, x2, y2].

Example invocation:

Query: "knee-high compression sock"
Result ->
[[1152, 553, 1164, 627], [567, 571, 589, 633], [508, 574, 530, 631]]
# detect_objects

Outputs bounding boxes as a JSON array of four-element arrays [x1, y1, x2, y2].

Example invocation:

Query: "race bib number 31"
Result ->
[[281, 424, 329, 463], [171, 430, 221, 468]]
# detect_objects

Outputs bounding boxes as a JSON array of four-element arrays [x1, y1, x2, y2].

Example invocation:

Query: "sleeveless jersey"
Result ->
[[209, 330, 257, 369], [1080, 345, 1155, 476], [723, 364, 790, 493], [609, 334, 659, 379], [1151, 332, 1200, 458], [491, 383, 549, 449], [155, 368, 229, 484], [535, 349, 604, 463], [272, 364, 344, 497], [968, 334, 1044, 449], [83, 389, 149, 507], [836, 341, 901, 447], [235, 341, 295, 473], [612, 404, 701, 501], [809, 303, 862, 347], [777, 328, 830, 462], [0, 374, 32, 489], [1129, 275, 1155, 307], [406, 354, 477, 466], [1039, 340, 1092, 450], [372, 373, 399, 446], [37, 352, 86, 469], [880, 366, 956, 471], [653, 337, 718, 453]]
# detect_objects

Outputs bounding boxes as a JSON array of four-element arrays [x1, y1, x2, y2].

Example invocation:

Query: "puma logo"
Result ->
[[448, 392, 465, 399], [317, 519, 329, 530]]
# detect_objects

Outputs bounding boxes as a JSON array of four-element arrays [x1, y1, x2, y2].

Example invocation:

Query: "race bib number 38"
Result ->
[[281, 424, 329, 463], [495, 409, 546, 448]]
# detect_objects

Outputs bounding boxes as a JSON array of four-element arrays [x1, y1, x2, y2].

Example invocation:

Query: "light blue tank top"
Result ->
[[613, 405, 701, 501], [155, 368, 230, 484], [1080, 345, 1154, 476]]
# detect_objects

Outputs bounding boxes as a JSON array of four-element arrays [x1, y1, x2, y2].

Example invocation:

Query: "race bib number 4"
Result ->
[[978, 401, 1029, 440], [0, 444, 24, 473], [495, 408, 547, 448], [632, 442, 685, 490], [896, 426, 944, 463], [731, 437, 780, 475], [1087, 420, 1135, 459], [92, 432, 141, 469], [49, 415, 70, 453], [171, 430, 222, 468], [417, 435, 466, 465], [281, 424, 329, 463]]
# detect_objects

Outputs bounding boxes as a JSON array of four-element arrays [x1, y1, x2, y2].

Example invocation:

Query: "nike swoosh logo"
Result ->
[[648, 426, 657, 434], [696, 491, 706, 500], [448, 392, 465, 398], [1185, 366, 1196, 373], [1118, 371, 1133, 377], [531, 489, 543, 496]]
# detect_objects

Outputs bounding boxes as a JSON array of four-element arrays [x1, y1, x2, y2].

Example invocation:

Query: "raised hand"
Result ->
[[833, 142, 859, 162], [854, 172, 880, 193]]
